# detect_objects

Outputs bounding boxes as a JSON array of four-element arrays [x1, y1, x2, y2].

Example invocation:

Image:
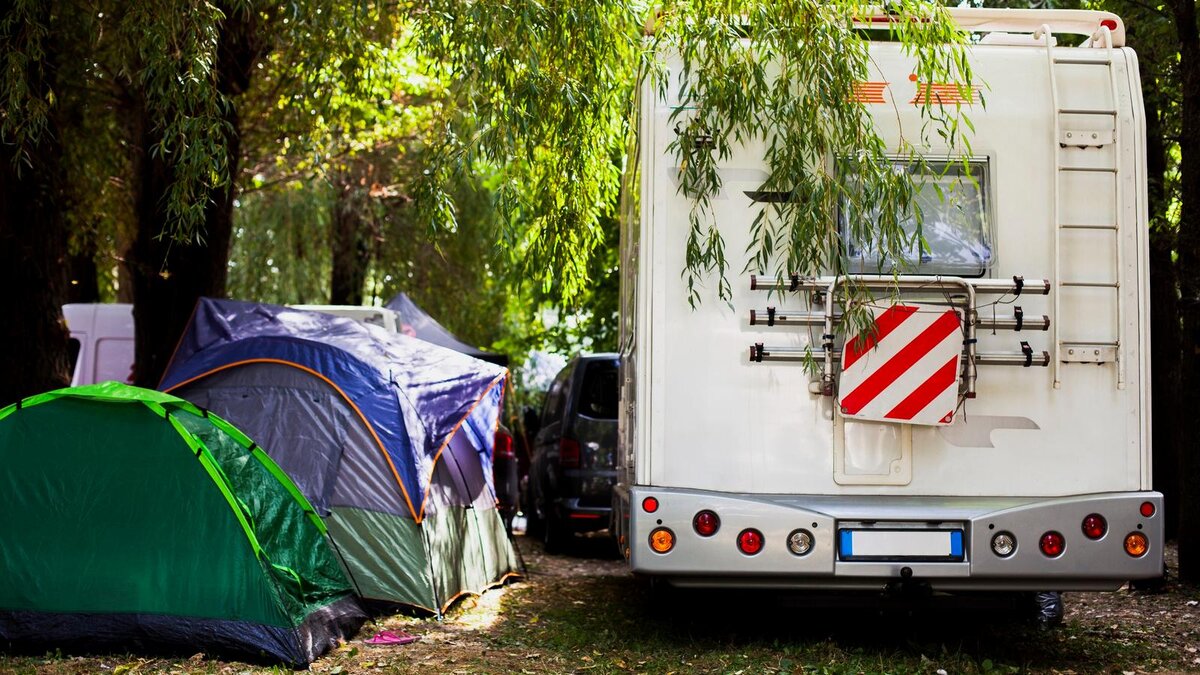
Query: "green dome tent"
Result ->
[[0, 382, 365, 666]]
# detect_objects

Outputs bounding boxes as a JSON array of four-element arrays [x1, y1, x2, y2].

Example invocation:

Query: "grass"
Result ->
[[0, 538, 1186, 674]]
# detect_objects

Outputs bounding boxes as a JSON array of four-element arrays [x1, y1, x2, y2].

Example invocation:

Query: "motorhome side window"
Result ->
[[841, 159, 993, 276]]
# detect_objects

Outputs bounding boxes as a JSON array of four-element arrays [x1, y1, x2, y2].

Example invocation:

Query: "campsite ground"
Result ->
[[3, 535, 1200, 674]]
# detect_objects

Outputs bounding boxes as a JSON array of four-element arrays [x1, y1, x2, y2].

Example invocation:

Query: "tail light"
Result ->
[[737, 529, 764, 555], [1140, 501, 1156, 518], [1081, 514, 1107, 540], [1124, 532, 1149, 557], [693, 510, 720, 537], [787, 529, 814, 556], [1100, 18, 1118, 31], [991, 532, 1016, 557], [494, 430, 515, 459], [1039, 531, 1065, 558], [642, 496, 659, 513], [559, 438, 581, 468], [649, 527, 675, 553]]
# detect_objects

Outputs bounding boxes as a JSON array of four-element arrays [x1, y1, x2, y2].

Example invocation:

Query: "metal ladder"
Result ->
[[1038, 24, 1125, 390]]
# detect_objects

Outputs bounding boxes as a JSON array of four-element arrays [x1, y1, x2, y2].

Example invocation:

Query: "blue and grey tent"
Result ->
[[159, 298, 517, 613]]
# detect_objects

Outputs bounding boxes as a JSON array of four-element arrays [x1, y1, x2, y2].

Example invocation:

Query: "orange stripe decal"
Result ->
[[910, 82, 981, 106], [850, 81, 888, 104]]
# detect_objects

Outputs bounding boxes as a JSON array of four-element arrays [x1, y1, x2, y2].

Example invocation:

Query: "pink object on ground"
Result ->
[[364, 629, 419, 646]]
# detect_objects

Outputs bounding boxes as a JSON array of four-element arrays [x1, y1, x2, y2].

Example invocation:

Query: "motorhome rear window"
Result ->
[[842, 159, 992, 276]]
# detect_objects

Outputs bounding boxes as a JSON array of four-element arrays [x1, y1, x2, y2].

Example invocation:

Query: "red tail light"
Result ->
[[693, 510, 720, 537], [737, 529, 764, 555], [1140, 501, 1156, 518], [494, 430, 515, 459], [1081, 514, 1107, 540], [1100, 18, 1118, 31], [559, 438, 581, 468], [1039, 531, 1065, 558]]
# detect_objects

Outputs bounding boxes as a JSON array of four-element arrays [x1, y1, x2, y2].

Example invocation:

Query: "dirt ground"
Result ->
[[4, 534, 1199, 674], [317, 534, 1200, 674]]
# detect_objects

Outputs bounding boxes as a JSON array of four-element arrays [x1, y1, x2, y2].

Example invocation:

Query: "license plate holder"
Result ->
[[838, 528, 965, 562]]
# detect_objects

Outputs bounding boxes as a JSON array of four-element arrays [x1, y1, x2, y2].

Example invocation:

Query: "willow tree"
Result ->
[[412, 0, 972, 329]]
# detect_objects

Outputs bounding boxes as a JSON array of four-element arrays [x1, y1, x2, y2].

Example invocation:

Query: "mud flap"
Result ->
[[1032, 591, 1064, 627]]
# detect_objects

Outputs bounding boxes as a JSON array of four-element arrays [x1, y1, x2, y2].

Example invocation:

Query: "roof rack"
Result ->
[[853, 7, 1125, 48]]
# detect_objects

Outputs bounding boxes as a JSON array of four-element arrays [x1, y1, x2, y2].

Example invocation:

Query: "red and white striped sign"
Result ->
[[837, 304, 963, 426]]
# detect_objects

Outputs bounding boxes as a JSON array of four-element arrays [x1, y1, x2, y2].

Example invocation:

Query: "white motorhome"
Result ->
[[614, 8, 1163, 593]]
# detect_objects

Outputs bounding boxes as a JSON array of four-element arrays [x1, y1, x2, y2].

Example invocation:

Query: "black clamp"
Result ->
[[1014, 306, 1024, 332], [1020, 341, 1033, 367], [767, 307, 776, 327], [751, 343, 764, 363], [963, 337, 977, 346], [789, 273, 800, 292], [1013, 275, 1025, 296], [822, 333, 836, 350]]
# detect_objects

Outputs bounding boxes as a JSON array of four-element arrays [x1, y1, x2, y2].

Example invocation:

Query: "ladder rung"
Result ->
[[1059, 166, 1117, 173], [1061, 224, 1118, 230], [1058, 108, 1117, 116], [1063, 341, 1120, 347], [1054, 58, 1113, 66], [1061, 281, 1119, 288]]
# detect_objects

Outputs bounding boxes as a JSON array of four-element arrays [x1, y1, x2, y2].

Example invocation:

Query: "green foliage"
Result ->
[[411, 1, 643, 303], [657, 1, 974, 310]]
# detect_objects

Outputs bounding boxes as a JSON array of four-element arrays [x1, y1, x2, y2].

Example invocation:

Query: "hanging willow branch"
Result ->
[[657, 0, 975, 317]]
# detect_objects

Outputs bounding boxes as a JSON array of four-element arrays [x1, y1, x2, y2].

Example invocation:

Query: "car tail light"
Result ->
[[1081, 514, 1107, 540], [737, 529, 764, 555], [1140, 501, 1156, 518], [559, 438, 581, 468], [494, 430, 515, 459], [1100, 18, 1118, 31], [1039, 531, 1065, 558], [649, 527, 675, 553], [642, 496, 659, 513], [693, 510, 720, 537], [787, 529, 813, 556], [1124, 532, 1149, 557], [991, 532, 1016, 557]]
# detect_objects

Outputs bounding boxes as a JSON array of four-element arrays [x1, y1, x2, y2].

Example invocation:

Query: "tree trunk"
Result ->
[[329, 180, 372, 305], [126, 7, 261, 387], [1132, 29, 1184, 539], [65, 241, 101, 304], [1170, 0, 1200, 582], [0, 145, 71, 404], [0, 2, 70, 404]]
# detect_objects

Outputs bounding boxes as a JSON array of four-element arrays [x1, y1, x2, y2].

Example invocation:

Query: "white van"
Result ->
[[614, 8, 1162, 593], [63, 303, 135, 386], [63, 303, 402, 387]]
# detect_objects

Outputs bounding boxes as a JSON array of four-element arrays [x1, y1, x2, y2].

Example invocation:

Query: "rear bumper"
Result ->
[[624, 486, 1163, 592], [552, 497, 611, 533]]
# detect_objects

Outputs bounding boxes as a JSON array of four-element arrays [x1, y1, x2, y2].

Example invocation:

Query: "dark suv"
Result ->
[[523, 354, 619, 552]]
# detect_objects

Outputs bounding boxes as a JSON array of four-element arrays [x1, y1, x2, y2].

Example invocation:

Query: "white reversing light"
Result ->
[[787, 529, 814, 556]]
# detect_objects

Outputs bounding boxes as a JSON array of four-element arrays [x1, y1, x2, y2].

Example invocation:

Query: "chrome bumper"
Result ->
[[623, 487, 1163, 592]]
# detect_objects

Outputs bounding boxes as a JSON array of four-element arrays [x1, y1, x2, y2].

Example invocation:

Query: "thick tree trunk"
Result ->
[[0, 2, 70, 404], [0, 147, 71, 404], [65, 242, 101, 304], [1137, 49, 1183, 539], [1170, 0, 1200, 583], [329, 181, 372, 306], [128, 127, 235, 387], [126, 7, 261, 387]]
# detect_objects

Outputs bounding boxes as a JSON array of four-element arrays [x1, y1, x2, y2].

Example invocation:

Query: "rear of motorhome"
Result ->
[[614, 8, 1163, 593]]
